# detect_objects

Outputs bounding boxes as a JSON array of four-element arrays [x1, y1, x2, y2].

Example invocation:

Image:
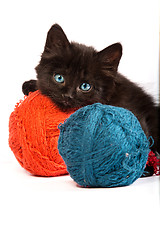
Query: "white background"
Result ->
[[0, 0, 159, 239]]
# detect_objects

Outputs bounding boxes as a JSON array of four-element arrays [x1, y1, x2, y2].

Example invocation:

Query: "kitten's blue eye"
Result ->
[[54, 74, 64, 83], [80, 83, 91, 91]]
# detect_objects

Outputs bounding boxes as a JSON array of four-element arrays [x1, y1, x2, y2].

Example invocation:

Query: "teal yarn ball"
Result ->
[[58, 103, 150, 188]]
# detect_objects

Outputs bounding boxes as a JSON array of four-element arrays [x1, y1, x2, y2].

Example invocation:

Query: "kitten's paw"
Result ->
[[22, 80, 38, 95]]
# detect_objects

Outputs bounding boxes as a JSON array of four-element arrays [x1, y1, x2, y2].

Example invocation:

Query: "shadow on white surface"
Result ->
[[0, 158, 159, 240]]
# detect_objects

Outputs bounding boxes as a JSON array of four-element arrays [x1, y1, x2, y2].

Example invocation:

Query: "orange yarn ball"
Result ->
[[9, 91, 74, 176]]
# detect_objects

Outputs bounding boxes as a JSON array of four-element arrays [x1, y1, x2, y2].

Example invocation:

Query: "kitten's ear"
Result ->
[[43, 24, 70, 56], [97, 43, 122, 71]]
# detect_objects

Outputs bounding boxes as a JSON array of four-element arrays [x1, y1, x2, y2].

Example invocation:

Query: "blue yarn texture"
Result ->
[[58, 103, 150, 188]]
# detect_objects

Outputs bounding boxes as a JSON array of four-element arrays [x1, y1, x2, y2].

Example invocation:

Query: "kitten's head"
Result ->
[[36, 24, 122, 110]]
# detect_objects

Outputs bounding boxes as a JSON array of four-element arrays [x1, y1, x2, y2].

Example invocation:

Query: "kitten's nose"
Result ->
[[63, 93, 74, 99]]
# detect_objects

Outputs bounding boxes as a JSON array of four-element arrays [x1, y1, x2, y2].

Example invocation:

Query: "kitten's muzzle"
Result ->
[[62, 93, 74, 99]]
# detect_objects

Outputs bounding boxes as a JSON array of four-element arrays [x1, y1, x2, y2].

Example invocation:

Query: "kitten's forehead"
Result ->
[[70, 42, 96, 58], [72, 42, 95, 50], [67, 42, 96, 73]]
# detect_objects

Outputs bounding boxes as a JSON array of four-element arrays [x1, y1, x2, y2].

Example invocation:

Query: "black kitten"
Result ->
[[22, 24, 159, 160]]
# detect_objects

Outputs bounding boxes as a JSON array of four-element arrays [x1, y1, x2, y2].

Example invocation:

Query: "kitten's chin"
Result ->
[[56, 99, 102, 112], [54, 100, 79, 112], [51, 96, 100, 112]]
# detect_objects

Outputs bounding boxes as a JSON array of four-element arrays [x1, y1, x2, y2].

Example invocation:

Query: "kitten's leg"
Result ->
[[141, 166, 155, 177], [22, 80, 38, 95], [141, 106, 160, 177]]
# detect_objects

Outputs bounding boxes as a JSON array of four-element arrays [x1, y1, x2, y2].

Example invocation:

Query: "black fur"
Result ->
[[22, 24, 160, 162]]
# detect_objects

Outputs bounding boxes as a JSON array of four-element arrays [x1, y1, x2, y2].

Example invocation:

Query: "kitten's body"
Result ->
[[23, 24, 159, 158]]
